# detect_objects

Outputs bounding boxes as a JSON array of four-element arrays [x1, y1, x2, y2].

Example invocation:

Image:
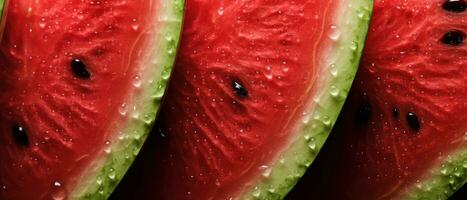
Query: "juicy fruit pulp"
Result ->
[[286, 0, 467, 199], [0, 0, 183, 199], [112, 0, 372, 199]]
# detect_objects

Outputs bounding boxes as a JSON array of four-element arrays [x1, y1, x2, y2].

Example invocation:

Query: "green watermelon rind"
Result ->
[[68, 0, 185, 199], [402, 146, 467, 200], [0, 0, 7, 41], [238, 0, 373, 199]]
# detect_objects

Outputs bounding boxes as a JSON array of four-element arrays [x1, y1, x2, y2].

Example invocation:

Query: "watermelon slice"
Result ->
[[286, 0, 467, 199], [111, 0, 372, 199], [0, 0, 184, 199]]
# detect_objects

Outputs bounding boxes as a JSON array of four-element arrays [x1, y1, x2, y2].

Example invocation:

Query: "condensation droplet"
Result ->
[[133, 75, 142, 88], [328, 25, 341, 41], [350, 41, 358, 51], [302, 112, 310, 124], [108, 168, 116, 180], [119, 103, 128, 116], [53, 181, 62, 187], [104, 146, 111, 154], [96, 177, 103, 185], [252, 187, 261, 197], [330, 86, 340, 97], [308, 141, 317, 151], [259, 165, 272, 178], [329, 64, 338, 76], [322, 116, 331, 126], [217, 7, 224, 15]]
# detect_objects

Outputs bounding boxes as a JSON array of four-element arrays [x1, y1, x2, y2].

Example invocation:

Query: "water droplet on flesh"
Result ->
[[328, 25, 341, 41], [118, 103, 128, 115], [259, 165, 272, 177]]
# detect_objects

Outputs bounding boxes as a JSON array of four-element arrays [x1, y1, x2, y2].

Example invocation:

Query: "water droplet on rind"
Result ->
[[133, 130, 142, 141], [329, 64, 338, 76], [259, 165, 272, 178], [328, 25, 341, 41], [108, 168, 116, 180], [329, 86, 340, 97], [104, 146, 112, 154], [252, 188, 261, 197], [143, 114, 153, 124], [302, 112, 311, 124], [441, 165, 449, 175], [322, 116, 331, 127], [350, 41, 358, 51], [98, 187, 104, 195], [153, 84, 166, 99], [308, 141, 317, 151], [132, 147, 140, 156], [357, 12, 365, 19], [161, 66, 172, 80]]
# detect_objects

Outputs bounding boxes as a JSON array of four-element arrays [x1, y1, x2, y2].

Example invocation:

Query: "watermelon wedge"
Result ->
[[286, 0, 467, 199], [112, 0, 372, 199], [0, 0, 184, 199]]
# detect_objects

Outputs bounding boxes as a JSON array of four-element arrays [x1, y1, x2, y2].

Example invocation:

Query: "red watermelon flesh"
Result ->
[[0, 0, 183, 199], [286, 0, 467, 199], [111, 0, 372, 199]]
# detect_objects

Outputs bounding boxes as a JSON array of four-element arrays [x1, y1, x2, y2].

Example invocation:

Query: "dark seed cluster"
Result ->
[[441, 30, 465, 46], [406, 112, 421, 132], [392, 108, 422, 132], [354, 100, 422, 133], [231, 80, 248, 97], [440, 1, 465, 46], [442, 0, 466, 13], [392, 107, 399, 118], [71, 58, 91, 79], [12, 125, 29, 147]]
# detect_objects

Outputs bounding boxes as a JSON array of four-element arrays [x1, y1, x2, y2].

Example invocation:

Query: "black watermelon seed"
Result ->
[[12, 125, 29, 147], [441, 30, 465, 46], [442, 0, 466, 13], [232, 80, 248, 97], [355, 102, 371, 123], [406, 112, 421, 132], [71, 58, 91, 79], [392, 107, 399, 118]]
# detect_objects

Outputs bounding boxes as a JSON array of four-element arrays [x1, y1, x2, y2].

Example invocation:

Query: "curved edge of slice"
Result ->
[[403, 147, 467, 200], [69, 0, 185, 199], [238, 0, 373, 199]]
